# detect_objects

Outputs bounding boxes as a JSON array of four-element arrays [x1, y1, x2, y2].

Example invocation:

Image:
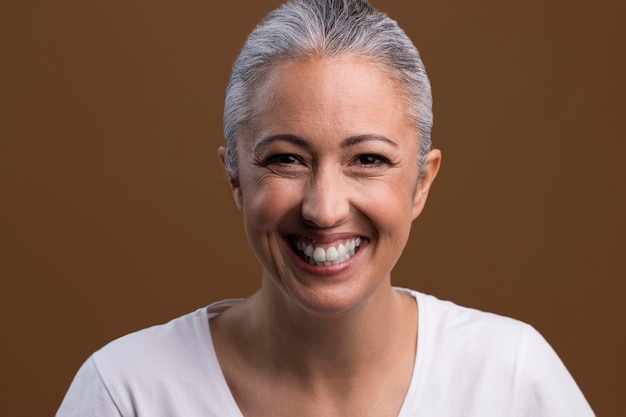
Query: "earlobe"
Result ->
[[412, 149, 441, 220], [218, 146, 244, 212]]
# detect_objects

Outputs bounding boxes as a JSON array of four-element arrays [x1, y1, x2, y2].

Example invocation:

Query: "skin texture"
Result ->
[[214, 54, 441, 416]]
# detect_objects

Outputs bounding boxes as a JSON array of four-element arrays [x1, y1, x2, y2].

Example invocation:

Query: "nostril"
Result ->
[[300, 174, 350, 228]]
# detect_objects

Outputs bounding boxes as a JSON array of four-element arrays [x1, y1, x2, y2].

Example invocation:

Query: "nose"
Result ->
[[301, 167, 350, 228]]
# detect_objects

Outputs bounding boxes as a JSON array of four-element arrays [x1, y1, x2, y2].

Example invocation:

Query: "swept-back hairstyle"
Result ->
[[223, 0, 432, 179]]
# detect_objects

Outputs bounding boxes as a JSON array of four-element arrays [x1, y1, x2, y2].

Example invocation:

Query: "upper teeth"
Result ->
[[295, 237, 362, 266]]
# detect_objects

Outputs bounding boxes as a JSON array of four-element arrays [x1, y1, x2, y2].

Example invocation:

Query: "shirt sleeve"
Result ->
[[56, 356, 124, 417], [515, 325, 595, 417]]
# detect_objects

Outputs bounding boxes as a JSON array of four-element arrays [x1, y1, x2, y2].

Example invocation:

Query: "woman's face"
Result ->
[[223, 55, 440, 316]]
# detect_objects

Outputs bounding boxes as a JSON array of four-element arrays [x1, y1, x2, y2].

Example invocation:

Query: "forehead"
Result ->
[[245, 54, 416, 144]]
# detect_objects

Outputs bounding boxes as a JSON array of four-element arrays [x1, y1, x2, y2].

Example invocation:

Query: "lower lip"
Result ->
[[284, 240, 364, 277]]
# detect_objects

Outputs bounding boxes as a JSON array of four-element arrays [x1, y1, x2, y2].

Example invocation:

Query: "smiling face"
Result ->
[[223, 54, 440, 317]]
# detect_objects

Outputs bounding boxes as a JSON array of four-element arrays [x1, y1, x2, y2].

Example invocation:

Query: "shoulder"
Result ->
[[87, 307, 216, 410], [59, 302, 241, 416], [57, 307, 214, 416], [411, 289, 559, 370], [401, 287, 531, 348], [93, 298, 242, 378], [93, 306, 208, 373], [398, 288, 594, 416]]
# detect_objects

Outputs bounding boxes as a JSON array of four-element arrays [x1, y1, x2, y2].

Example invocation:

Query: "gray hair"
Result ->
[[223, 0, 433, 180]]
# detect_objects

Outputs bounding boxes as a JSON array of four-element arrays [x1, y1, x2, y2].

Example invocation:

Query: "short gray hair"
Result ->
[[223, 0, 433, 179]]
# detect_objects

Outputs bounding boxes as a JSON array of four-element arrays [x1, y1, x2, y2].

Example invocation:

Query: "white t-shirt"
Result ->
[[56, 289, 594, 416]]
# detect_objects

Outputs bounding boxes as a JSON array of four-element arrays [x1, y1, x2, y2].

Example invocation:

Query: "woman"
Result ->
[[57, 0, 594, 415]]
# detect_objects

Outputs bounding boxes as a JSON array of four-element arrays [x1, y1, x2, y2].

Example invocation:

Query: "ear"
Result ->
[[218, 146, 243, 211], [412, 149, 441, 220]]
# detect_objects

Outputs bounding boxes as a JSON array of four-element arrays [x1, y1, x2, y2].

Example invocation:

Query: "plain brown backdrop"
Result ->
[[1, 0, 624, 415]]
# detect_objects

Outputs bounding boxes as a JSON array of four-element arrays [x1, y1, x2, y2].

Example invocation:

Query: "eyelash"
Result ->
[[353, 154, 392, 167], [262, 154, 305, 166]]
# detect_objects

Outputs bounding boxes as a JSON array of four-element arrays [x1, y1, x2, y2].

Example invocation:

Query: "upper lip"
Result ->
[[286, 233, 365, 244]]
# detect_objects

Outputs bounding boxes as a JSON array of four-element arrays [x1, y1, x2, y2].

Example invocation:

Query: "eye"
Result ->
[[354, 154, 392, 166], [258, 153, 309, 177], [265, 153, 302, 165]]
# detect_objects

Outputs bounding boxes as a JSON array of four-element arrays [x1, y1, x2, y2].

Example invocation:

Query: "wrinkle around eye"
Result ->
[[344, 153, 398, 176], [258, 155, 311, 179]]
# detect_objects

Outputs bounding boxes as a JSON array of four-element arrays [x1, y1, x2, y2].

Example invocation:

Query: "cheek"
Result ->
[[242, 179, 301, 227], [358, 179, 417, 225]]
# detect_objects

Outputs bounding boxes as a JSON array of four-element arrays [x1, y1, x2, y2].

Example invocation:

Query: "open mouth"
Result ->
[[290, 237, 363, 266]]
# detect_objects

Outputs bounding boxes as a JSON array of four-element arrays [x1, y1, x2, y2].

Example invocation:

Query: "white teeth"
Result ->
[[294, 237, 363, 266], [337, 244, 347, 258], [326, 247, 338, 262], [313, 247, 326, 262]]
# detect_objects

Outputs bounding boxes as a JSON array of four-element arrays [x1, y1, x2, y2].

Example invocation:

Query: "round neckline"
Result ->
[[200, 288, 426, 417]]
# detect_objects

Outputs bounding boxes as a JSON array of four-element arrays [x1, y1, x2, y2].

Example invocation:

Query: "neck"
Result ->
[[246, 281, 417, 381]]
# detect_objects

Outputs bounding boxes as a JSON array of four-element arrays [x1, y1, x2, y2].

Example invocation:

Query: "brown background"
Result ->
[[1, 0, 624, 415]]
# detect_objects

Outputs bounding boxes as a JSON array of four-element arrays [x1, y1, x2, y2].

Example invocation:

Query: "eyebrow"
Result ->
[[341, 134, 398, 148], [253, 133, 398, 154], [253, 135, 311, 154]]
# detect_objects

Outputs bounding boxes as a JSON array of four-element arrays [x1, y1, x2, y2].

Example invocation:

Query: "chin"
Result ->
[[277, 276, 388, 318]]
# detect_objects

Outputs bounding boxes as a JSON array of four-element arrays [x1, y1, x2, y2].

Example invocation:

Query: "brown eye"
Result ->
[[356, 154, 391, 166], [267, 154, 301, 165]]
